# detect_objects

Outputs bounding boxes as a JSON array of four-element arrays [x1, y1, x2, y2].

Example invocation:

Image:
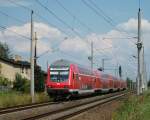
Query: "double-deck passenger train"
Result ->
[[46, 59, 127, 99]]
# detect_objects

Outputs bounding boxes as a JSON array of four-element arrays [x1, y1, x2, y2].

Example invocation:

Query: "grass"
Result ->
[[113, 90, 150, 120], [0, 91, 50, 108]]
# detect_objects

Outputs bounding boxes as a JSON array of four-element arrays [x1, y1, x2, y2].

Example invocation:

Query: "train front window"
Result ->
[[50, 70, 69, 82]]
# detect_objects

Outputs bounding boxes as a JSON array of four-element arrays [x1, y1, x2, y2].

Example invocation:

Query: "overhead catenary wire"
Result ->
[[6, 0, 122, 56], [5, 0, 92, 49], [5, 0, 91, 62], [36, 0, 84, 38], [5, 0, 73, 37], [0, 25, 30, 40], [4, 0, 138, 76], [0, 9, 27, 24], [56, 0, 123, 57], [5, 0, 88, 63], [6, 0, 135, 50], [6, 0, 32, 12], [88, 0, 116, 25], [82, 0, 135, 38], [55, 0, 115, 57], [55, 0, 94, 33]]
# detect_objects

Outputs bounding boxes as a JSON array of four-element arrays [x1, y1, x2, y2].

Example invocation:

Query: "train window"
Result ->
[[76, 74, 79, 80], [73, 72, 75, 79], [50, 70, 69, 82]]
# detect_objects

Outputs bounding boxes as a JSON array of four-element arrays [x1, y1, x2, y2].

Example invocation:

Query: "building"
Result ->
[[0, 56, 30, 82]]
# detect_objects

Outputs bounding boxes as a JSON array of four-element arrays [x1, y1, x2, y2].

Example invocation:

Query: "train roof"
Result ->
[[51, 59, 93, 71], [51, 59, 79, 68]]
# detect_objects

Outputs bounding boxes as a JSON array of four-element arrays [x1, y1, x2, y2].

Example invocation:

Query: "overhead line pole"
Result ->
[[142, 47, 147, 91], [91, 41, 94, 71], [102, 58, 104, 72], [137, 8, 142, 95], [30, 10, 35, 103]]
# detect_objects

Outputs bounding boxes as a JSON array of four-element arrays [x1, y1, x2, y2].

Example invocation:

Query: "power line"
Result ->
[[6, 0, 32, 11], [91, 0, 132, 45], [55, 0, 94, 33], [88, 0, 116, 25], [5, 0, 136, 72], [82, 0, 114, 27], [55, 0, 114, 59], [0, 9, 26, 24], [6, 0, 116, 54], [55, 0, 134, 58], [0, 25, 30, 40], [36, 0, 83, 38], [82, 0, 134, 37], [6, 0, 72, 37], [34, 12, 71, 37], [35, 0, 93, 54], [82, 0, 136, 64]]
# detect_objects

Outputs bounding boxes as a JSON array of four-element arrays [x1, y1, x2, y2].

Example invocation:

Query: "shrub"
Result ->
[[0, 75, 11, 86], [13, 73, 30, 93], [0, 91, 50, 108]]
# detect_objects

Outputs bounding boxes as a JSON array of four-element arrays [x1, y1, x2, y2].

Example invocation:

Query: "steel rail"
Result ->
[[0, 101, 56, 115], [23, 91, 130, 120]]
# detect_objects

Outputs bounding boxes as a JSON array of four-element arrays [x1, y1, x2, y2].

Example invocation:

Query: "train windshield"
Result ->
[[50, 68, 69, 82]]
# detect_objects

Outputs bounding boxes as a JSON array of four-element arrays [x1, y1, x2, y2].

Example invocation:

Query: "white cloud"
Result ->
[[118, 18, 150, 33], [59, 37, 89, 54], [1, 18, 150, 80], [0, 22, 63, 54]]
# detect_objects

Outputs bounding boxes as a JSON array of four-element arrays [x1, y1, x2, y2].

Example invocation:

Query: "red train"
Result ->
[[46, 59, 127, 99]]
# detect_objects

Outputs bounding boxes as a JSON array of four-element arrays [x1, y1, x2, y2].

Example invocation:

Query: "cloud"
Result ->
[[59, 37, 89, 54], [118, 18, 150, 33], [0, 22, 63, 54], [1, 18, 150, 80]]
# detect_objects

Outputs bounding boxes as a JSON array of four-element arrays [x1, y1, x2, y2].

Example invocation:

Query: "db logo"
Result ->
[[57, 83, 60, 85]]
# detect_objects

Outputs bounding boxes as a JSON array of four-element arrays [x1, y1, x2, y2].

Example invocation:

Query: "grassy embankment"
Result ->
[[113, 90, 150, 120], [0, 91, 50, 108]]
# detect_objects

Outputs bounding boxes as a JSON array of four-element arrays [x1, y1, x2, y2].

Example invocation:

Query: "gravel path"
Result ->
[[67, 98, 125, 120]]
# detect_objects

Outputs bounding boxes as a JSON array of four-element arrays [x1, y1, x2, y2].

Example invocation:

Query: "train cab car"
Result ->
[[46, 59, 73, 98], [46, 59, 98, 99], [46, 59, 127, 100]]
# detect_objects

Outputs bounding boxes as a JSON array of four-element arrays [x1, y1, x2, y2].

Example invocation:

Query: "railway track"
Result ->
[[0, 90, 130, 120], [0, 101, 56, 115], [25, 91, 129, 120]]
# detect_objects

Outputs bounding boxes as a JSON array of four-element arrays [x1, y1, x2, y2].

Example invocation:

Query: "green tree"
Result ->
[[0, 75, 11, 86], [0, 42, 12, 59]]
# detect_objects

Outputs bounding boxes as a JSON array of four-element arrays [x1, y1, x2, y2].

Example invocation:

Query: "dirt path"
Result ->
[[67, 97, 126, 120]]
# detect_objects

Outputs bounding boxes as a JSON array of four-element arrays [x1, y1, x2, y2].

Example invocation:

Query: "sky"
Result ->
[[0, 0, 150, 80]]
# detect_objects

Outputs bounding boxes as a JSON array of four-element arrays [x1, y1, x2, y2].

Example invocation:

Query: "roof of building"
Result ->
[[0, 57, 30, 67]]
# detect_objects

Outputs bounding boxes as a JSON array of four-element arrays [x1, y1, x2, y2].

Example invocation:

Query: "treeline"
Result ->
[[0, 42, 12, 59]]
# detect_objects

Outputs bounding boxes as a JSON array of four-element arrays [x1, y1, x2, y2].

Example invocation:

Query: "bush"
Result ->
[[0, 91, 50, 108], [13, 73, 30, 93], [0, 75, 11, 86]]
